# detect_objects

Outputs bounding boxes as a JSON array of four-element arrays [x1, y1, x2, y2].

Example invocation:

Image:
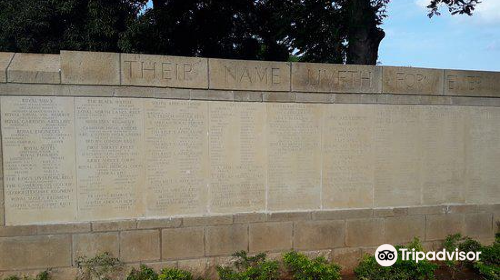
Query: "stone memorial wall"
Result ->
[[0, 51, 499, 278]]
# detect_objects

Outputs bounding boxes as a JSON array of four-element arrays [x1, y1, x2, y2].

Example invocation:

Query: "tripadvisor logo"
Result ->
[[375, 244, 481, 267]]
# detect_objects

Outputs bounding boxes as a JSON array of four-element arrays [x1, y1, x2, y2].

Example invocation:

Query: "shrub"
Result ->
[[354, 237, 437, 280], [443, 233, 482, 279], [282, 251, 341, 280], [75, 252, 123, 280], [127, 265, 159, 280], [158, 268, 194, 280], [216, 251, 280, 280], [3, 271, 51, 280], [473, 235, 500, 280]]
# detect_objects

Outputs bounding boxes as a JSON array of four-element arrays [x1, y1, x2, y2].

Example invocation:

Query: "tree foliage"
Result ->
[[0, 0, 480, 65]]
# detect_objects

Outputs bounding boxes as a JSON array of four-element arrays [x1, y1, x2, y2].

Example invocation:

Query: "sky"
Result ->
[[379, 0, 500, 71]]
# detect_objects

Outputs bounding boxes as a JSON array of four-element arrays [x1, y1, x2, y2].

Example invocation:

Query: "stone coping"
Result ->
[[1, 51, 499, 97]]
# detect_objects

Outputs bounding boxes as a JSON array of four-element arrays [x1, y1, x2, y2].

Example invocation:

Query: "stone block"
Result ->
[[346, 218, 385, 247], [61, 51, 120, 85], [92, 220, 137, 232], [312, 209, 373, 221], [113, 86, 191, 99], [190, 89, 234, 100], [72, 232, 119, 261], [447, 205, 478, 214], [332, 248, 361, 274], [262, 92, 296, 102], [209, 58, 290, 91], [407, 205, 447, 216], [294, 220, 345, 250], [373, 207, 408, 218], [445, 69, 500, 97], [292, 62, 382, 93], [7, 53, 60, 84], [162, 227, 205, 260], [267, 212, 311, 222], [137, 218, 182, 229], [205, 224, 248, 256], [120, 230, 161, 262], [295, 92, 332, 103], [177, 258, 214, 279], [382, 66, 444, 95], [384, 215, 425, 245], [425, 214, 464, 241], [121, 53, 208, 88], [0, 52, 14, 83], [233, 213, 267, 224], [182, 215, 233, 227], [249, 222, 293, 253], [233, 91, 263, 102], [464, 213, 493, 239], [0, 235, 71, 270]]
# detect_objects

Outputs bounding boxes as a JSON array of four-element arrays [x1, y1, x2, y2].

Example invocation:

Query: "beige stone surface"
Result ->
[[91, 220, 137, 232], [205, 224, 248, 256], [120, 230, 160, 262], [0, 52, 14, 83], [121, 54, 208, 88], [209, 58, 290, 91], [445, 69, 500, 97], [162, 227, 205, 260], [425, 214, 464, 241], [373, 105, 422, 207], [384, 215, 425, 245], [76, 97, 144, 221], [332, 248, 361, 274], [322, 104, 374, 209], [292, 62, 382, 93], [420, 106, 466, 205], [346, 218, 385, 247], [464, 213, 493, 239], [382, 66, 443, 95], [209, 102, 266, 213], [61, 51, 120, 85], [248, 222, 293, 252], [465, 107, 500, 204], [7, 53, 60, 84], [72, 232, 119, 261], [144, 99, 208, 216], [0, 235, 71, 270], [267, 103, 322, 210], [0, 132, 3, 226], [294, 220, 345, 250], [1, 96, 77, 225]]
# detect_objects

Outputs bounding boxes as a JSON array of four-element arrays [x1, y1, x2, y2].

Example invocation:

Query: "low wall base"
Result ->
[[0, 204, 498, 279]]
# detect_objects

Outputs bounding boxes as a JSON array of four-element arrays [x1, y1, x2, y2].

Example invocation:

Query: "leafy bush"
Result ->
[[354, 237, 437, 280], [75, 252, 123, 280], [158, 268, 194, 280], [282, 251, 341, 280], [217, 251, 280, 280], [127, 265, 158, 280], [443, 233, 482, 278], [3, 271, 51, 280], [473, 235, 500, 280]]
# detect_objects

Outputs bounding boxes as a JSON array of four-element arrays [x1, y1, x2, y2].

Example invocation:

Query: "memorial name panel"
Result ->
[[267, 103, 322, 211], [75, 97, 144, 221], [144, 100, 208, 216], [465, 107, 500, 204], [322, 104, 375, 209], [209, 102, 266, 213], [373, 105, 421, 207], [1, 96, 76, 225], [420, 106, 466, 205]]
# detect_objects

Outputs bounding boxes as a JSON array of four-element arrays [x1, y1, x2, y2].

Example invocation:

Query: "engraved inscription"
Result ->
[[224, 66, 281, 85], [447, 75, 482, 91], [144, 100, 208, 216], [1, 96, 76, 225], [209, 102, 266, 213], [267, 103, 322, 210], [306, 68, 374, 89], [395, 72, 426, 89], [124, 60, 195, 81], [373, 105, 421, 207], [75, 97, 144, 220], [322, 105, 374, 209], [445, 70, 500, 96]]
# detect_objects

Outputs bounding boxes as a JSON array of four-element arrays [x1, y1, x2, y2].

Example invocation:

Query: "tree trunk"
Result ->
[[346, 0, 385, 65]]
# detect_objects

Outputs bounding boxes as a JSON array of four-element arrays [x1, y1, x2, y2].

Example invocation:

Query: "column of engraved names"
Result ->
[[209, 102, 266, 213], [322, 105, 374, 209], [144, 100, 208, 216], [373, 105, 421, 207], [420, 106, 465, 205], [267, 103, 321, 211], [76, 98, 144, 220], [1, 96, 76, 225]]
